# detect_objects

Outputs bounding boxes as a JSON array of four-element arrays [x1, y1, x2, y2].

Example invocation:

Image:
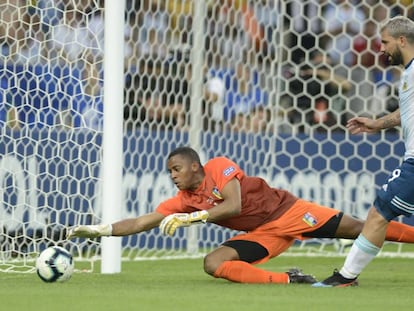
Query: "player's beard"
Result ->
[[388, 47, 404, 66]]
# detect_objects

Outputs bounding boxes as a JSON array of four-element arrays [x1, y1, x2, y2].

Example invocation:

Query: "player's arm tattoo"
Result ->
[[381, 109, 401, 129]]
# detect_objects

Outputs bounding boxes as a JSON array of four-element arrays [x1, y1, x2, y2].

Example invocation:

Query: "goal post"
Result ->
[[2, 0, 414, 275], [101, 0, 124, 274]]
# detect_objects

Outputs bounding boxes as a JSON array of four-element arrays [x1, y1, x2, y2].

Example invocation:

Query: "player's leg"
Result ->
[[205, 237, 316, 284], [204, 240, 285, 283], [313, 206, 385, 287], [314, 161, 414, 287], [337, 206, 388, 279]]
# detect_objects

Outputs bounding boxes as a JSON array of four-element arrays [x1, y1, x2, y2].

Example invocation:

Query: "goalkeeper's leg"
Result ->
[[385, 220, 414, 243], [326, 212, 414, 243], [205, 239, 316, 284], [213, 260, 290, 283], [316, 213, 414, 243]]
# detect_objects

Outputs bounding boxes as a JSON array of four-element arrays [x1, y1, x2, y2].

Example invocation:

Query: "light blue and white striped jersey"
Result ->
[[398, 59, 414, 160]]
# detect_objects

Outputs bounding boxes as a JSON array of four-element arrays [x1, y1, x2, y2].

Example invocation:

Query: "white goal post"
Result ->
[[1, 0, 414, 274], [100, 0, 124, 274]]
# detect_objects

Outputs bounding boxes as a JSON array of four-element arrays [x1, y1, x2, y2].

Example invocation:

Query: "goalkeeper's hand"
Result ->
[[66, 224, 112, 239], [159, 211, 209, 236]]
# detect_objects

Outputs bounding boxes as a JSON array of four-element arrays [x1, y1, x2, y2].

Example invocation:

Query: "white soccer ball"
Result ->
[[36, 246, 74, 283]]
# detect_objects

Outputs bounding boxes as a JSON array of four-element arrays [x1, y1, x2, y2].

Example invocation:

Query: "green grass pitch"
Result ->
[[1, 256, 413, 311]]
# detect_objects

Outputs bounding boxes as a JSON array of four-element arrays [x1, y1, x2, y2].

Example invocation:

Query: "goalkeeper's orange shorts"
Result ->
[[227, 199, 340, 265]]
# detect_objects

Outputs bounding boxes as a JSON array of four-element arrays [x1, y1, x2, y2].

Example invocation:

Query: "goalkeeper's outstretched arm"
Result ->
[[67, 212, 164, 239], [111, 212, 164, 235], [68, 178, 243, 239]]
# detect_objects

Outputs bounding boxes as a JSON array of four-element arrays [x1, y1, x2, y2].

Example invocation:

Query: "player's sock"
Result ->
[[213, 261, 289, 284], [340, 234, 380, 279], [386, 220, 414, 243]]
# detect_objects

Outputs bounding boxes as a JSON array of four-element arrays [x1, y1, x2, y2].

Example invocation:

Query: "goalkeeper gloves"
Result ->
[[66, 224, 112, 239], [159, 210, 209, 236]]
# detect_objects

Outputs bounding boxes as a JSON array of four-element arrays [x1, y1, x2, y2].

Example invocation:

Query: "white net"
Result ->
[[1, 0, 414, 273]]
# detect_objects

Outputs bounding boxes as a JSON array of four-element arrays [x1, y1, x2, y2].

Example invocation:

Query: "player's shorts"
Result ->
[[374, 158, 414, 221], [226, 199, 340, 264]]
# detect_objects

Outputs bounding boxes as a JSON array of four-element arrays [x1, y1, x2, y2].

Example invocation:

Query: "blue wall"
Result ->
[[0, 128, 412, 251]]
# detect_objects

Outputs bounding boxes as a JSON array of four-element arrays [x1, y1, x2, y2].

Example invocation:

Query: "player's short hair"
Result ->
[[168, 146, 202, 166], [381, 16, 414, 43]]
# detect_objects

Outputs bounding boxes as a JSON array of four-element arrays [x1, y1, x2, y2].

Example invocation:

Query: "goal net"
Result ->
[[1, 0, 414, 273]]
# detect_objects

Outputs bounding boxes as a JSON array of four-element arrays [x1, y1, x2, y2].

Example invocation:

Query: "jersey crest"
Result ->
[[212, 186, 222, 199], [302, 212, 318, 227], [402, 79, 408, 92]]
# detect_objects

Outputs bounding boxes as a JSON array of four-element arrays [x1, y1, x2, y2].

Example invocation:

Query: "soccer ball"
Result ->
[[36, 246, 74, 283]]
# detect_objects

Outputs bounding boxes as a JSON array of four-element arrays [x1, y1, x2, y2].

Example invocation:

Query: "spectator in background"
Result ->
[[204, 3, 222, 68], [322, 0, 366, 67], [203, 74, 226, 132], [303, 96, 341, 134], [48, 3, 100, 63], [286, 50, 351, 129], [220, 22, 249, 66], [215, 0, 266, 65], [0, 0, 48, 63], [231, 112, 251, 133], [252, 0, 278, 44], [350, 19, 387, 118], [0, 90, 19, 130], [159, 47, 192, 131], [124, 47, 190, 132], [136, 27, 169, 60], [71, 55, 104, 131], [287, 0, 324, 63], [217, 7, 250, 65], [124, 58, 162, 130], [0, 1, 41, 129], [167, 0, 193, 46], [86, 1, 105, 59], [249, 106, 273, 134], [37, 0, 63, 29], [135, 0, 170, 54], [224, 62, 269, 130], [239, 0, 267, 61], [129, 0, 172, 62], [227, 104, 274, 135], [0, 0, 23, 58], [9, 6, 47, 65], [250, 0, 278, 62], [353, 20, 382, 68]]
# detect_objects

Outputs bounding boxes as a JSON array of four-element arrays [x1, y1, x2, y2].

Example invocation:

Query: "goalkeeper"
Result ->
[[68, 146, 414, 284]]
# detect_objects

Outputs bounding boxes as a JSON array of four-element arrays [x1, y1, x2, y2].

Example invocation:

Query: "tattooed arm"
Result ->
[[346, 109, 401, 134]]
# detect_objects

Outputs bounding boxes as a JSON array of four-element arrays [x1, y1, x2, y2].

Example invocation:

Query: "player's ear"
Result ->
[[191, 161, 200, 172], [398, 35, 407, 47]]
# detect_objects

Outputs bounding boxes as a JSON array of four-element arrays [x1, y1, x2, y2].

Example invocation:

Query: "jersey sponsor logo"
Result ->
[[302, 212, 318, 227], [223, 166, 235, 176]]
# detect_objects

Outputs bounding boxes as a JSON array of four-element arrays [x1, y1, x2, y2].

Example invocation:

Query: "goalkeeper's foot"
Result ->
[[312, 269, 358, 287], [286, 268, 318, 284]]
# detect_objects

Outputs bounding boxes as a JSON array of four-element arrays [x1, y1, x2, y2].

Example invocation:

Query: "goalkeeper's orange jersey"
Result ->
[[156, 157, 298, 231]]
